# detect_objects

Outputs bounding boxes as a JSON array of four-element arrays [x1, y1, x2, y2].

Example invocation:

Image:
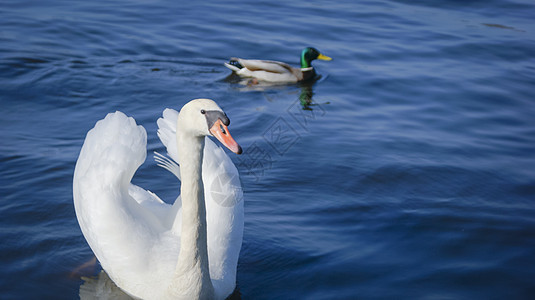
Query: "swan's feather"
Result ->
[[154, 151, 180, 180], [156, 108, 180, 162]]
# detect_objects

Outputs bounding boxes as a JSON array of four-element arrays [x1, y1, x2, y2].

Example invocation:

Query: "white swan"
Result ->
[[73, 99, 244, 300]]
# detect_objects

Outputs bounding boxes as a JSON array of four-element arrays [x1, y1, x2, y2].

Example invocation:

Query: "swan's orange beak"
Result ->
[[210, 119, 242, 155]]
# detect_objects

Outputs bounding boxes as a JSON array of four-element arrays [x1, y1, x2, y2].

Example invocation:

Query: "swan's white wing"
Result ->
[[156, 108, 244, 299], [73, 112, 173, 295], [156, 109, 183, 234]]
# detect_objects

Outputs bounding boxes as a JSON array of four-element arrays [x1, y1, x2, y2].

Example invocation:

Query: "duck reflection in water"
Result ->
[[224, 73, 328, 111]]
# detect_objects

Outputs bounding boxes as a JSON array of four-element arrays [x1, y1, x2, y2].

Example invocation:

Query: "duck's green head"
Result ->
[[300, 47, 332, 68]]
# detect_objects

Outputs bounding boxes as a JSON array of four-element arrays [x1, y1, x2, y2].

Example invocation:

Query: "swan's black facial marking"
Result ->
[[204, 110, 230, 130]]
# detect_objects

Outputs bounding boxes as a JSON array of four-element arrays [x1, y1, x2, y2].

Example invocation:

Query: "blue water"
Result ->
[[2, 0, 535, 299]]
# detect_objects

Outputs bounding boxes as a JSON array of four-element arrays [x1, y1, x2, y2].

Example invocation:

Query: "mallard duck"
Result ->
[[224, 47, 332, 83]]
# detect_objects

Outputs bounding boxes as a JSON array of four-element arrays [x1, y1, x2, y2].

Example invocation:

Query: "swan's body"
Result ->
[[224, 47, 331, 83], [73, 99, 243, 300]]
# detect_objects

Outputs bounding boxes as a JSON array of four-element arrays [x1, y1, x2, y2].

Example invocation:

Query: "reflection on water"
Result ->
[[224, 72, 328, 111], [71, 256, 131, 299], [223, 73, 294, 92], [297, 80, 332, 111], [79, 271, 133, 300], [299, 83, 314, 110], [78, 270, 242, 300], [74, 255, 243, 299], [296, 79, 330, 111], [70, 257, 98, 279]]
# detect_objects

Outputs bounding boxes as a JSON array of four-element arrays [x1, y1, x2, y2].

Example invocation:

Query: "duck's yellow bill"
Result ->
[[318, 53, 332, 61]]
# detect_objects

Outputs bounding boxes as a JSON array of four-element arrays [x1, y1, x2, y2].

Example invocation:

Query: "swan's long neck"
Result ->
[[170, 132, 215, 299]]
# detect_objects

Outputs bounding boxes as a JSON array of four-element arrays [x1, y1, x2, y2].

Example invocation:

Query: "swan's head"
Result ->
[[178, 98, 242, 154]]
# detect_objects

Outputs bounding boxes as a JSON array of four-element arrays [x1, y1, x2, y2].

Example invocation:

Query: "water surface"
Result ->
[[1, 0, 535, 299]]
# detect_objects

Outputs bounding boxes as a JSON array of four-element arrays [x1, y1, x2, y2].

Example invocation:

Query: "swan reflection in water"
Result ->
[[70, 256, 132, 299], [79, 270, 133, 300], [75, 258, 242, 299]]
